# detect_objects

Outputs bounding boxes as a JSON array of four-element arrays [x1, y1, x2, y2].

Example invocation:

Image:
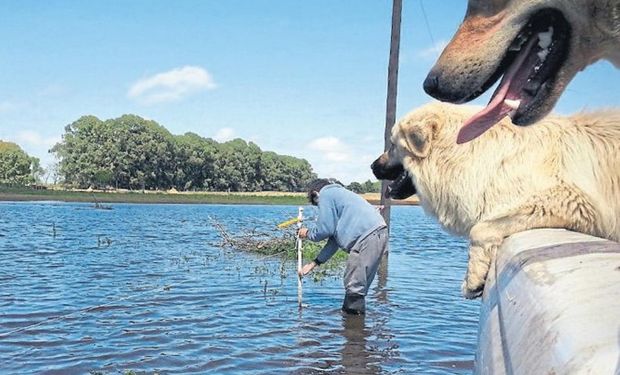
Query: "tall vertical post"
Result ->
[[296, 207, 304, 309], [380, 0, 402, 229]]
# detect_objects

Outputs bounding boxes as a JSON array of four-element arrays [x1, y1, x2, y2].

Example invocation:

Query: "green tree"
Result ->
[[173, 132, 217, 191], [52, 114, 317, 192], [50, 115, 107, 188], [363, 179, 380, 193], [347, 181, 364, 193], [277, 155, 315, 192], [51, 115, 177, 189], [346, 179, 380, 193], [0, 141, 39, 185]]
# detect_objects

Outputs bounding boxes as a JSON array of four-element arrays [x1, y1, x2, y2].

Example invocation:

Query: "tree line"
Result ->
[[346, 180, 381, 194], [50, 114, 317, 192], [1, 115, 384, 193], [0, 141, 40, 185]]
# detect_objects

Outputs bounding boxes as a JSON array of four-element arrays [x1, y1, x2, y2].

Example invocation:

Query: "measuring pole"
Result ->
[[380, 0, 403, 230], [296, 207, 304, 308]]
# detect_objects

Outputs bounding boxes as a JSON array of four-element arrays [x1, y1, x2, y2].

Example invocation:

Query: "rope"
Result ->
[[420, 0, 436, 46]]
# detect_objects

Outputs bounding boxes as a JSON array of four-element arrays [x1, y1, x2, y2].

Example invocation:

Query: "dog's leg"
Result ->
[[462, 185, 600, 299]]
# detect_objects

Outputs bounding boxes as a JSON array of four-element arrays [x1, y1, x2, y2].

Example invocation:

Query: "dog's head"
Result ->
[[371, 109, 439, 200], [423, 0, 616, 142]]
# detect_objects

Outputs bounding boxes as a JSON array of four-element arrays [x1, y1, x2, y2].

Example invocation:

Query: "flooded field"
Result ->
[[0, 202, 479, 374]]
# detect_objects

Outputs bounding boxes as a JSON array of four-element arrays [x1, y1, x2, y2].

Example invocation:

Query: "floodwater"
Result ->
[[0, 202, 480, 374]]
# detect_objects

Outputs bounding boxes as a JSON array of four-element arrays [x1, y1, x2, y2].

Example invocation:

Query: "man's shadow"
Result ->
[[340, 314, 380, 375], [339, 253, 391, 375]]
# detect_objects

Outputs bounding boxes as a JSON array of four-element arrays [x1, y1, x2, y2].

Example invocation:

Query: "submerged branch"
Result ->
[[208, 216, 348, 269], [209, 215, 298, 257]]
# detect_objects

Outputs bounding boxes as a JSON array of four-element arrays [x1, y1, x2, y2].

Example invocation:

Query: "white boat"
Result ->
[[476, 229, 620, 374]]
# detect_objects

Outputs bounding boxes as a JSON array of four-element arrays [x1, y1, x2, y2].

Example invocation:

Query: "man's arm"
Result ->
[[307, 192, 337, 242], [299, 237, 339, 276], [314, 237, 339, 265]]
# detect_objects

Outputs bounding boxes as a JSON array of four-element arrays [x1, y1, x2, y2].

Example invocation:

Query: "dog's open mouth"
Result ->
[[385, 171, 416, 200], [457, 9, 571, 144]]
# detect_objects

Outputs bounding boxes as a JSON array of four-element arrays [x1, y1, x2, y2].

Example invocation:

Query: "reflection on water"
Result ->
[[0, 202, 478, 374], [340, 315, 378, 375]]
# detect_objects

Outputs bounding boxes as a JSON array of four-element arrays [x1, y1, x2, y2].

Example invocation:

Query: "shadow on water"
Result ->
[[340, 314, 380, 375], [295, 251, 418, 375]]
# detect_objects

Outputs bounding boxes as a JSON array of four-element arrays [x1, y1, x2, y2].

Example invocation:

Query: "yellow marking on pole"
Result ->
[[277, 217, 301, 229]]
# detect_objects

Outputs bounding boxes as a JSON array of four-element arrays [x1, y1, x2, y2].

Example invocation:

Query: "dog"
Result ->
[[371, 102, 620, 298], [422, 1, 620, 143]]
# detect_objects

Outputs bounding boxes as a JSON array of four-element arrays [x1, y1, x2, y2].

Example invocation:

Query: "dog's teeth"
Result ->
[[538, 26, 553, 49], [537, 49, 549, 61], [504, 99, 521, 110]]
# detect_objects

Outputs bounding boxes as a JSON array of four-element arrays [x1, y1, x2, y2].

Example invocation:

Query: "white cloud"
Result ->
[[127, 66, 216, 105], [303, 136, 382, 184], [307, 136, 352, 162], [0, 130, 61, 166], [15, 130, 60, 149], [416, 39, 448, 59], [214, 127, 235, 142]]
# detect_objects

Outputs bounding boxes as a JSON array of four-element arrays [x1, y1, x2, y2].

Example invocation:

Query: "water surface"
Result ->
[[0, 202, 479, 374]]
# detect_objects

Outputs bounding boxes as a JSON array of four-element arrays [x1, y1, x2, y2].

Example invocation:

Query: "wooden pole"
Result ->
[[296, 206, 304, 308], [380, 0, 403, 230]]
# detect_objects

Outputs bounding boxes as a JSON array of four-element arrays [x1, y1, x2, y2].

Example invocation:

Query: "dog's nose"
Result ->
[[423, 73, 440, 96], [371, 158, 386, 180], [370, 159, 379, 175]]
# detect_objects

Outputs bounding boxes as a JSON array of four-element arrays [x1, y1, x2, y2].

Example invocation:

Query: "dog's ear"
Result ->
[[400, 113, 438, 158]]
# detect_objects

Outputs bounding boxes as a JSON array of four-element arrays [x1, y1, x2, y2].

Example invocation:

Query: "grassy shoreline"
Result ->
[[0, 186, 419, 206]]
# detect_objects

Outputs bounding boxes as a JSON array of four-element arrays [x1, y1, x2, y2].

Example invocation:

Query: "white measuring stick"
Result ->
[[296, 206, 304, 308]]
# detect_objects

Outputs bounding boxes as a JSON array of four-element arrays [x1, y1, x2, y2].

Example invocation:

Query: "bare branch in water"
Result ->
[[208, 216, 296, 256], [208, 215, 347, 283]]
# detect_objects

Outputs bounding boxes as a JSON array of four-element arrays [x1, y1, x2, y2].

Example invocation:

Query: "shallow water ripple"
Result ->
[[0, 202, 479, 374]]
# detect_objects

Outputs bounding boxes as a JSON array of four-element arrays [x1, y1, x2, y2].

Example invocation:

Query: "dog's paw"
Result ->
[[461, 280, 483, 299]]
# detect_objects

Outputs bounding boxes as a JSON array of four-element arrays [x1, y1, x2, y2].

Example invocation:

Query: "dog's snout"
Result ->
[[423, 73, 440, 97], [423, 69, 467, 103], [371, 153, 404, 181], [370, 157, 383, 177]]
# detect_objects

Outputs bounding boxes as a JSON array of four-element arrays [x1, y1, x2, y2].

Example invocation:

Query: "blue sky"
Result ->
[[1, 1, 618, 183]]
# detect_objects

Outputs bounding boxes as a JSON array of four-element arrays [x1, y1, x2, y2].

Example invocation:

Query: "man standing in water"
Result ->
[[298, 178, 388, 315]]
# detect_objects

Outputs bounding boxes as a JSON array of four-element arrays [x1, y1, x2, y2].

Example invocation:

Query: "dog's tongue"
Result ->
[[457, 35, 540, 144], [456, 100, 514, 144]]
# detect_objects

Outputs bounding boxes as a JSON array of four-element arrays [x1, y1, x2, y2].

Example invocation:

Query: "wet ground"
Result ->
[[0, 202, 479, 374]]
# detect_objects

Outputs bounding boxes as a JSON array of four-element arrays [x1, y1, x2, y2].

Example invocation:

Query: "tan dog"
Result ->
[[423, 1, 620, 143], [371, 102, 620, 298]]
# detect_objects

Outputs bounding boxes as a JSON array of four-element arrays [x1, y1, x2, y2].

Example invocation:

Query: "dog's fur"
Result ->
[[424, 0, 620, 126], [372, 102, 620, 298]]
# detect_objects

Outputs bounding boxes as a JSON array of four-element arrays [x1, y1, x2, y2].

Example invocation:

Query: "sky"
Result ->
[[1, 1, 618, 184]]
